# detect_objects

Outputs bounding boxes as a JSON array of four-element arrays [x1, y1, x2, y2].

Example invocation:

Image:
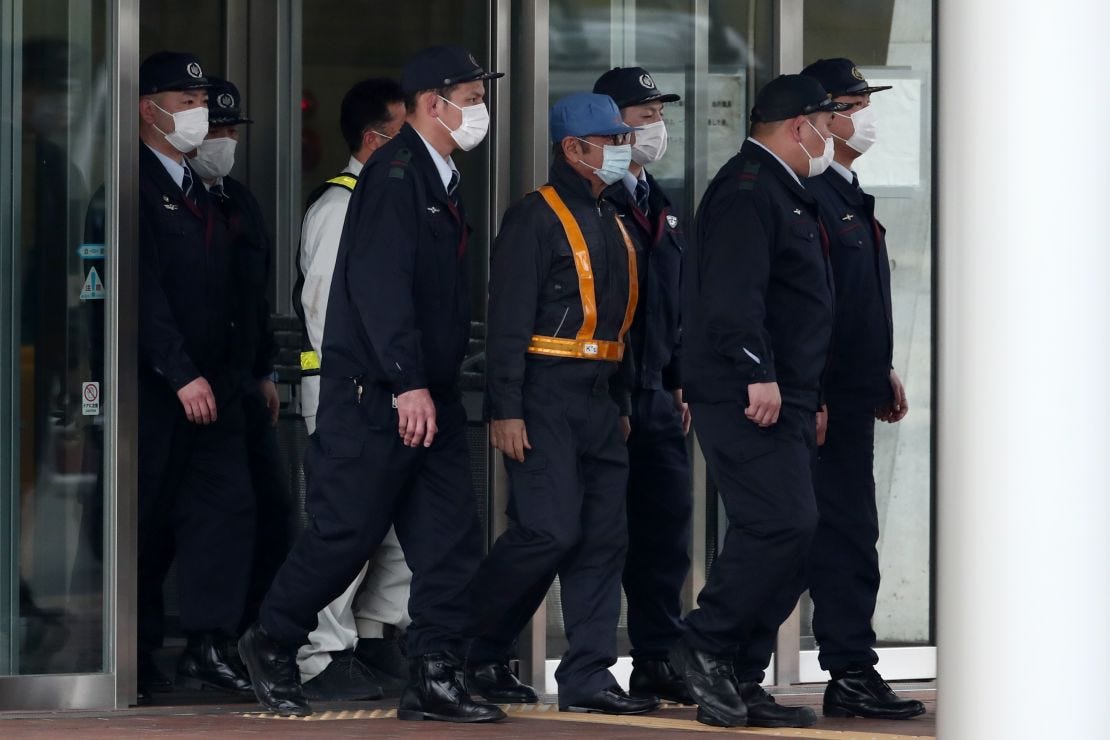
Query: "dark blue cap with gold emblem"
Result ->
[[592, 66, 681, 108], [800, 58, 892, 97], [206, 76, 253, 126], [749, 74, 851, 123], [400, 45, 504, 94], [139, 50, 211, 95]]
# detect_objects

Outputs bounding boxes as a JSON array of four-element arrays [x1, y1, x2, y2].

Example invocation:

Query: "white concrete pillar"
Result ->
[[937, 3, 1110, 738]]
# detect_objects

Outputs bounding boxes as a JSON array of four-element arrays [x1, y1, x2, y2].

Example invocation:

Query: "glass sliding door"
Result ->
[[1, 0, 128, 709]]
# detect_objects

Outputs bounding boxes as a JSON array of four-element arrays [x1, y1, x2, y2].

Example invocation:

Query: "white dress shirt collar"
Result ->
[[747, 137, 801, 187], [146, 143, 187, 190], [414, 129, 459, 193], [829, 160, 855, 184]]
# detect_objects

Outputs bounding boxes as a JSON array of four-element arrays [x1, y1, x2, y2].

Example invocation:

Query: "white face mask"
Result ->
[[151, 101, 209, 153], [833, 104, 878, 154], [575, 138, 633, 185], [631, 120, 668, 165], [189, 136, 237, 180], [437, 96, 490, 151], [799, 120, 834, 178]]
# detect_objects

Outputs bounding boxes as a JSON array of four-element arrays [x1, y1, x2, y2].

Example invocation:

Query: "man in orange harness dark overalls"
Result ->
[[467, 92, 658, 716]]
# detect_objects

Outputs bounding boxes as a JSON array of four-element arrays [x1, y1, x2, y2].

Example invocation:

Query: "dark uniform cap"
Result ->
[[749, 74, 851, 123], [206, 76, 253, 126], [139, 50, 211, 95], [400, 45, 504, 94], [592, 66, 681, 108], [800, 58, 892, 97], [549, 92, 640, 143]]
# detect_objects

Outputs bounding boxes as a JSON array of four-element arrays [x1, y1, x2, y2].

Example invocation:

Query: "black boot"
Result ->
[[302, 650, 384, 701], [238, 622, 312, 717], [668, 639, 747, 727], [397, 652, 506, 723], [355, 633, 409, 697], [629, 658, 694, 704], [465, 661, 538, 703], [823, 667, 926, 720], [560, 686, 660, 715], [737, 682, 817, 728], [176, 633, 253, 693]]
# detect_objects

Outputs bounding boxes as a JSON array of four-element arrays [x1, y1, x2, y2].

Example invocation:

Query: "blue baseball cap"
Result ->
[[549, 92, 639, 143]]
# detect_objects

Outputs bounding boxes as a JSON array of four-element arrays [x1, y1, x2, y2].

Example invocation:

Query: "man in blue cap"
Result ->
[[136, 51, 256, 704], [238, 45, 505, 724], [466, 92, 658, 716], [800, 57, 925, 722], [672, 74, 845, 728]]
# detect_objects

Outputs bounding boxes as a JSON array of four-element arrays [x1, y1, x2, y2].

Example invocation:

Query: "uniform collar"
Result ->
[[622, 168, 648, 198], [413, 128, 459, 193], [146, 142, 187, 189], [345, 154, 364, 177], [746, 136, 801, 187], [829, 159, 854, 184]]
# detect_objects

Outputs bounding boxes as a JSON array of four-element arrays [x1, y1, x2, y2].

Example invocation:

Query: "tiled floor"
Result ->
[[0, 686, 936, 739]]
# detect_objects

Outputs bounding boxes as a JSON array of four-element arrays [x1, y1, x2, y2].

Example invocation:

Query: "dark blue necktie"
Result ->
[[634, 179, 650, 217], [181, 165, 195, 203]]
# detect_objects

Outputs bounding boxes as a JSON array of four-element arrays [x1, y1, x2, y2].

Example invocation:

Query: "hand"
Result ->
[[258, 378, 280, 426], [816, 404, 828, 446], [876, 369, 909, 423], [396, 388, 437, 447], [744, 382, 781, 427], [672, 388, 692, 436], [177, 377, 217, 425], [619, 416, 632, 442], [490, 418, 531, 463]]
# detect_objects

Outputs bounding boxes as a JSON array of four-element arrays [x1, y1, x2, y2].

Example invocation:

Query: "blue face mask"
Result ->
[[575, 137, 633, 185]]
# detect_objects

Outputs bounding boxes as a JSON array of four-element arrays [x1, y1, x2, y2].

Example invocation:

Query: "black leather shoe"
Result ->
[[397, 652, 506, 723], [302, 651, 384, 701], [138, 651, 173, 694], [560, 686, 659, 715], [238, 622, 312, 717], [466, 660, 538, 703], [738, 682, 817, 728], [630, 658, 694, 704], [823, 667, 926, 720], [355, 635, 409, 697], [668, 639, 747, 727], [176, 633, 253, 693]]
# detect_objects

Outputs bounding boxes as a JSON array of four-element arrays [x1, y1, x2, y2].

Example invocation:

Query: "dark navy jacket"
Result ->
[[486, 158, 634, 420], [805, 168, 893, 406], [683, 140, 834, 411], [610, 171, 685, 392], [138, 144, 245, 408], [320, 123, 470, 402], [214, 175, 276, 383]]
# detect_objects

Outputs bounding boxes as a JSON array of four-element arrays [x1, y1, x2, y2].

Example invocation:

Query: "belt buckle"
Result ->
[[583, 342, 599, 356]]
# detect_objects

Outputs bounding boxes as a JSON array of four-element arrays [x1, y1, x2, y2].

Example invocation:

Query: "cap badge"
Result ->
[[639, 73, 655, 89], [186, 62, 203, 79], [666, 215, 678, 228], [217, 93, 234, 109], [851, 66, 864, 81]]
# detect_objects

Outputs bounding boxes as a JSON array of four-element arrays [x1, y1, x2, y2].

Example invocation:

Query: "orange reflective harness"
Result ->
[[526, 185, 639, 362]]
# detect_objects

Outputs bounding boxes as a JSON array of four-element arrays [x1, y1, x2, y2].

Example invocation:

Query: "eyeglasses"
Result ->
[[577, 132, 632, 147]]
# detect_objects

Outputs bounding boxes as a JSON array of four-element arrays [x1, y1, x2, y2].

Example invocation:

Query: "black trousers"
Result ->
[[809, 400, 880, 671], [469, 368, 629, 701], [239, 386, 296, 633], [137, 385, 255, 654], [683, 403, 818, 683], [260, 378, 482, 657], [624, 388, 692, 661]]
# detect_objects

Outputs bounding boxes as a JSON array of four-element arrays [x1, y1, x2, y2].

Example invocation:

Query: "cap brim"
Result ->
[[453, 70, 504, 84], [815, 99, 853, 113], [619, 92, 681, 107], [210, 116, 252, 126], [832, 82, 893, 96]]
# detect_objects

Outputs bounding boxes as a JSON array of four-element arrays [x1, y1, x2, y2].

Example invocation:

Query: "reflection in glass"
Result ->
[[2, 1, 109, 675]]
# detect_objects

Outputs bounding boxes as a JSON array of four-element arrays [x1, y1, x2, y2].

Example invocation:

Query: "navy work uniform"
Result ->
[[470, 152, 640, 704], [616, 173, 692, 664], [256, 121, 484, 660], [681, 134, 835, 683], [137, 57, 255, 669], [805, 163, 893, 671]]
